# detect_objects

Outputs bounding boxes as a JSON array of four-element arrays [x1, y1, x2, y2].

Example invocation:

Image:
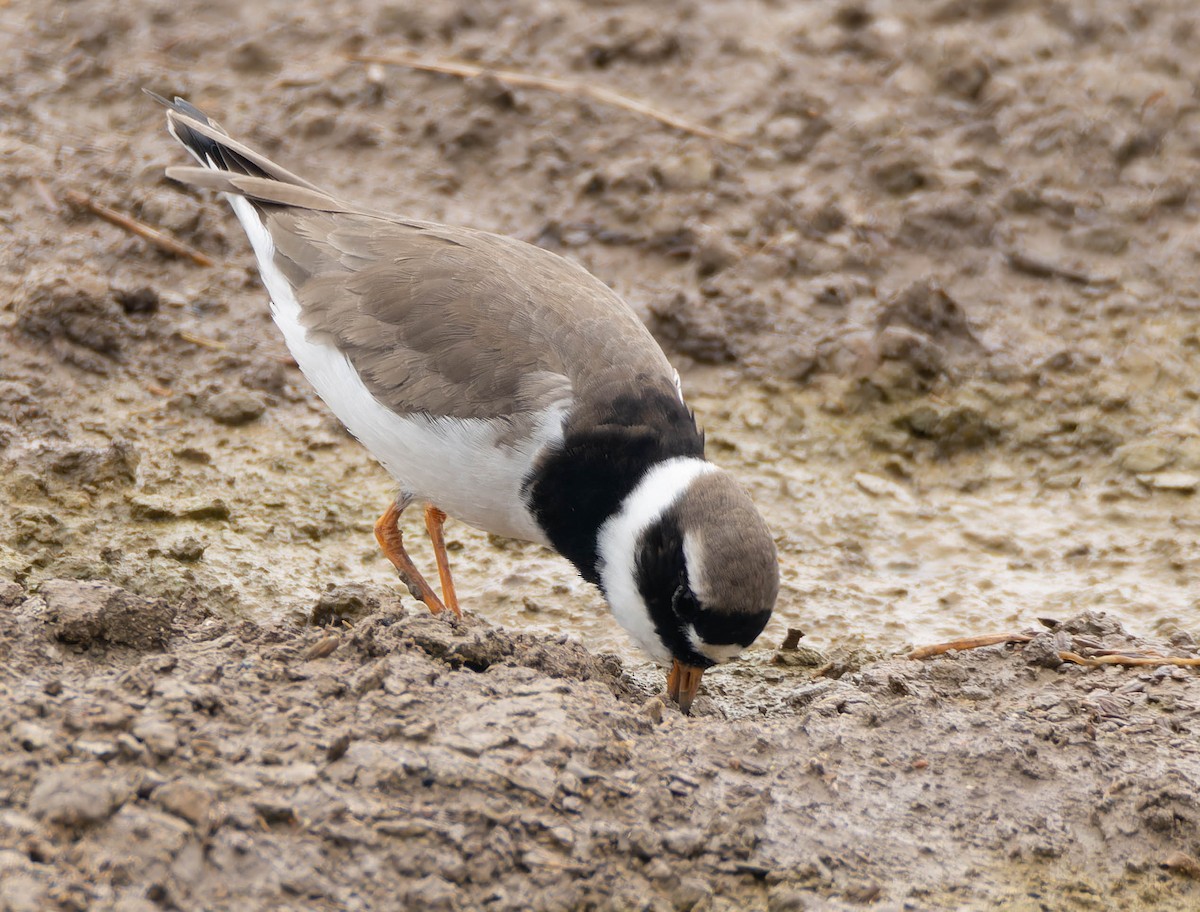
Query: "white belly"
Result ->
[[227, 195, 561, 544]]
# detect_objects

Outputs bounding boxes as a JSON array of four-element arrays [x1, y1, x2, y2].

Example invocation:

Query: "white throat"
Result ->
[[596, 457, 718, 663]]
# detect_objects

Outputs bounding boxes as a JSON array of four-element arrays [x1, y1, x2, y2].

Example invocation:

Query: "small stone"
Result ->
[[1117, 441, 1175, 474], [265, 762, 319, 787], [74, 739, 118, 761], [767, 884, 811, 912], [1144, 472, 1199, 493], [1043, 473, 1081, 490], [0, 579, 24, 608], [26, 765, 128, 827], [12, 721, 54, 751], [153, 779, 215, 828], [132, 713, 179, 757], [654, 148, 716, 190], [547, 825, 575, 849], [326, 733, 351, 763], [506, 760, 557, 802], [871, 153, 928, 196], [401, 875, 459, 911], [116, 733, 149, 762], [228, 39, 280, 75], [853, 472, 914, 503], [625, 824, 663, 860], [166, 537, 206, 563], [674, 876, 713, 910], [204, 390, 266, 426], [639, 696, 666, 723], [1023, 630, 1070, 669], [692, 226, 740, 276], [0, 872, 47, 912]]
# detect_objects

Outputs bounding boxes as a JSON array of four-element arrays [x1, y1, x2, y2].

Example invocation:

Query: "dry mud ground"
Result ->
[[2, 0, 1200, 909]]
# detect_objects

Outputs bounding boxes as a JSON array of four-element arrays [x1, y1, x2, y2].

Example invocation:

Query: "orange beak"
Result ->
[[666, 660, 705, 715]]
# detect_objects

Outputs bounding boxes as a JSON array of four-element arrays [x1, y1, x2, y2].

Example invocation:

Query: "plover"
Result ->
[[152, 94, 779, 712]]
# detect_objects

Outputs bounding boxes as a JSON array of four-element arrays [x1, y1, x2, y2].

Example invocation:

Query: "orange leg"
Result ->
[[423, 505, 461, 619], [374, 499, 447, 615]]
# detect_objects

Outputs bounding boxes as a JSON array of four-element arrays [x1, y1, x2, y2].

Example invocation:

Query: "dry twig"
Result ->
[[303, 633, 341, 661], [1058, 651, 1200, 668], [907, 633, 1033, 660], [348, 51, 753, 149], [176, 329, 228, 351], [64, 190, 215, 267]]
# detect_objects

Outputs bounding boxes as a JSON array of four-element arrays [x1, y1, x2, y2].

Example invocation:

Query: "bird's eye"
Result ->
[[671, 584, 698, 619]]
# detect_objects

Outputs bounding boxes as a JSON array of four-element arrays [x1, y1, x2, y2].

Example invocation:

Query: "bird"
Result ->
[[150, 93, 779, 713]]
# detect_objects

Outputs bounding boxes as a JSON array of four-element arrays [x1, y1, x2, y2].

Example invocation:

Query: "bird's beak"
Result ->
[[667, 660, 705, 715]]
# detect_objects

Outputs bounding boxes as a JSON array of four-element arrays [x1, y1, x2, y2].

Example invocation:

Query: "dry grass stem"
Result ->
[[349, 51, 753, 149]]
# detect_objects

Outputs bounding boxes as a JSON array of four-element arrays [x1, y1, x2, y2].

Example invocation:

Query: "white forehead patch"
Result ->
[[686, 626, 744, 665], [682, 531, 709, 605]]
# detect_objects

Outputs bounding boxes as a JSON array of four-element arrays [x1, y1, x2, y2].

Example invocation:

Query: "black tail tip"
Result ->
[[143, 89, 214, 127]]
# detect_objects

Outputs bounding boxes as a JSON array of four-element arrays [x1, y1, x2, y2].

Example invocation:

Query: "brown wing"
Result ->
[[265, 208, 677, 421], [158, 98, 678, 421]]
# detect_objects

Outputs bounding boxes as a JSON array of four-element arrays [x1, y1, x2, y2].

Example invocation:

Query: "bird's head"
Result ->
[[597, 458, 779, 713]]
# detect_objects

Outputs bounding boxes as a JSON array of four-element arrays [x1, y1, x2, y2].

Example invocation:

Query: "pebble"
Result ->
[[116, 732, 149, 762], [132, 713, 179, 757], [654, 147, 717, 190], [663, 827, 707, 857], [1142, 472, 1198, 493], [204, 389, 267, 426], [1023, 630, 1070, 668], [74, 739, 118, 761], [264, 762, 319, 787], [0, 580, 24, 608], [26, 765, 128, 827], [673, 875, 713, 909], [0, 873, 46, 912], [153, 778, 216, 829], [12, 721, 54, 751], [1043, 473, 1081, 490], [505, 760, 557, 802], [166, 536, 206, 562], [638, 695, 666, 723], [228, 39, 280, 75], [401, 874, 460, 911], [1116, 441, 1175, 473], [767, 884, 811, 912], [853, 472, 915, 503]]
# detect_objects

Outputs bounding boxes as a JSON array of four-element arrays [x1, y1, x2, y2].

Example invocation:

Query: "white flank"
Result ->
[[596, 457, 717, 663], [226, 194, 565, 544]]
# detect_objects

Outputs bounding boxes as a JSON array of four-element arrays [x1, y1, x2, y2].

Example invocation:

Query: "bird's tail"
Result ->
[[145, 90, 343, 211]]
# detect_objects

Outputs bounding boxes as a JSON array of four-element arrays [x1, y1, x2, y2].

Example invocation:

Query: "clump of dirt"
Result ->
[[36, 577, 176, 650], [13, 270, 132, 375], [1, 577, 1198, 911]]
